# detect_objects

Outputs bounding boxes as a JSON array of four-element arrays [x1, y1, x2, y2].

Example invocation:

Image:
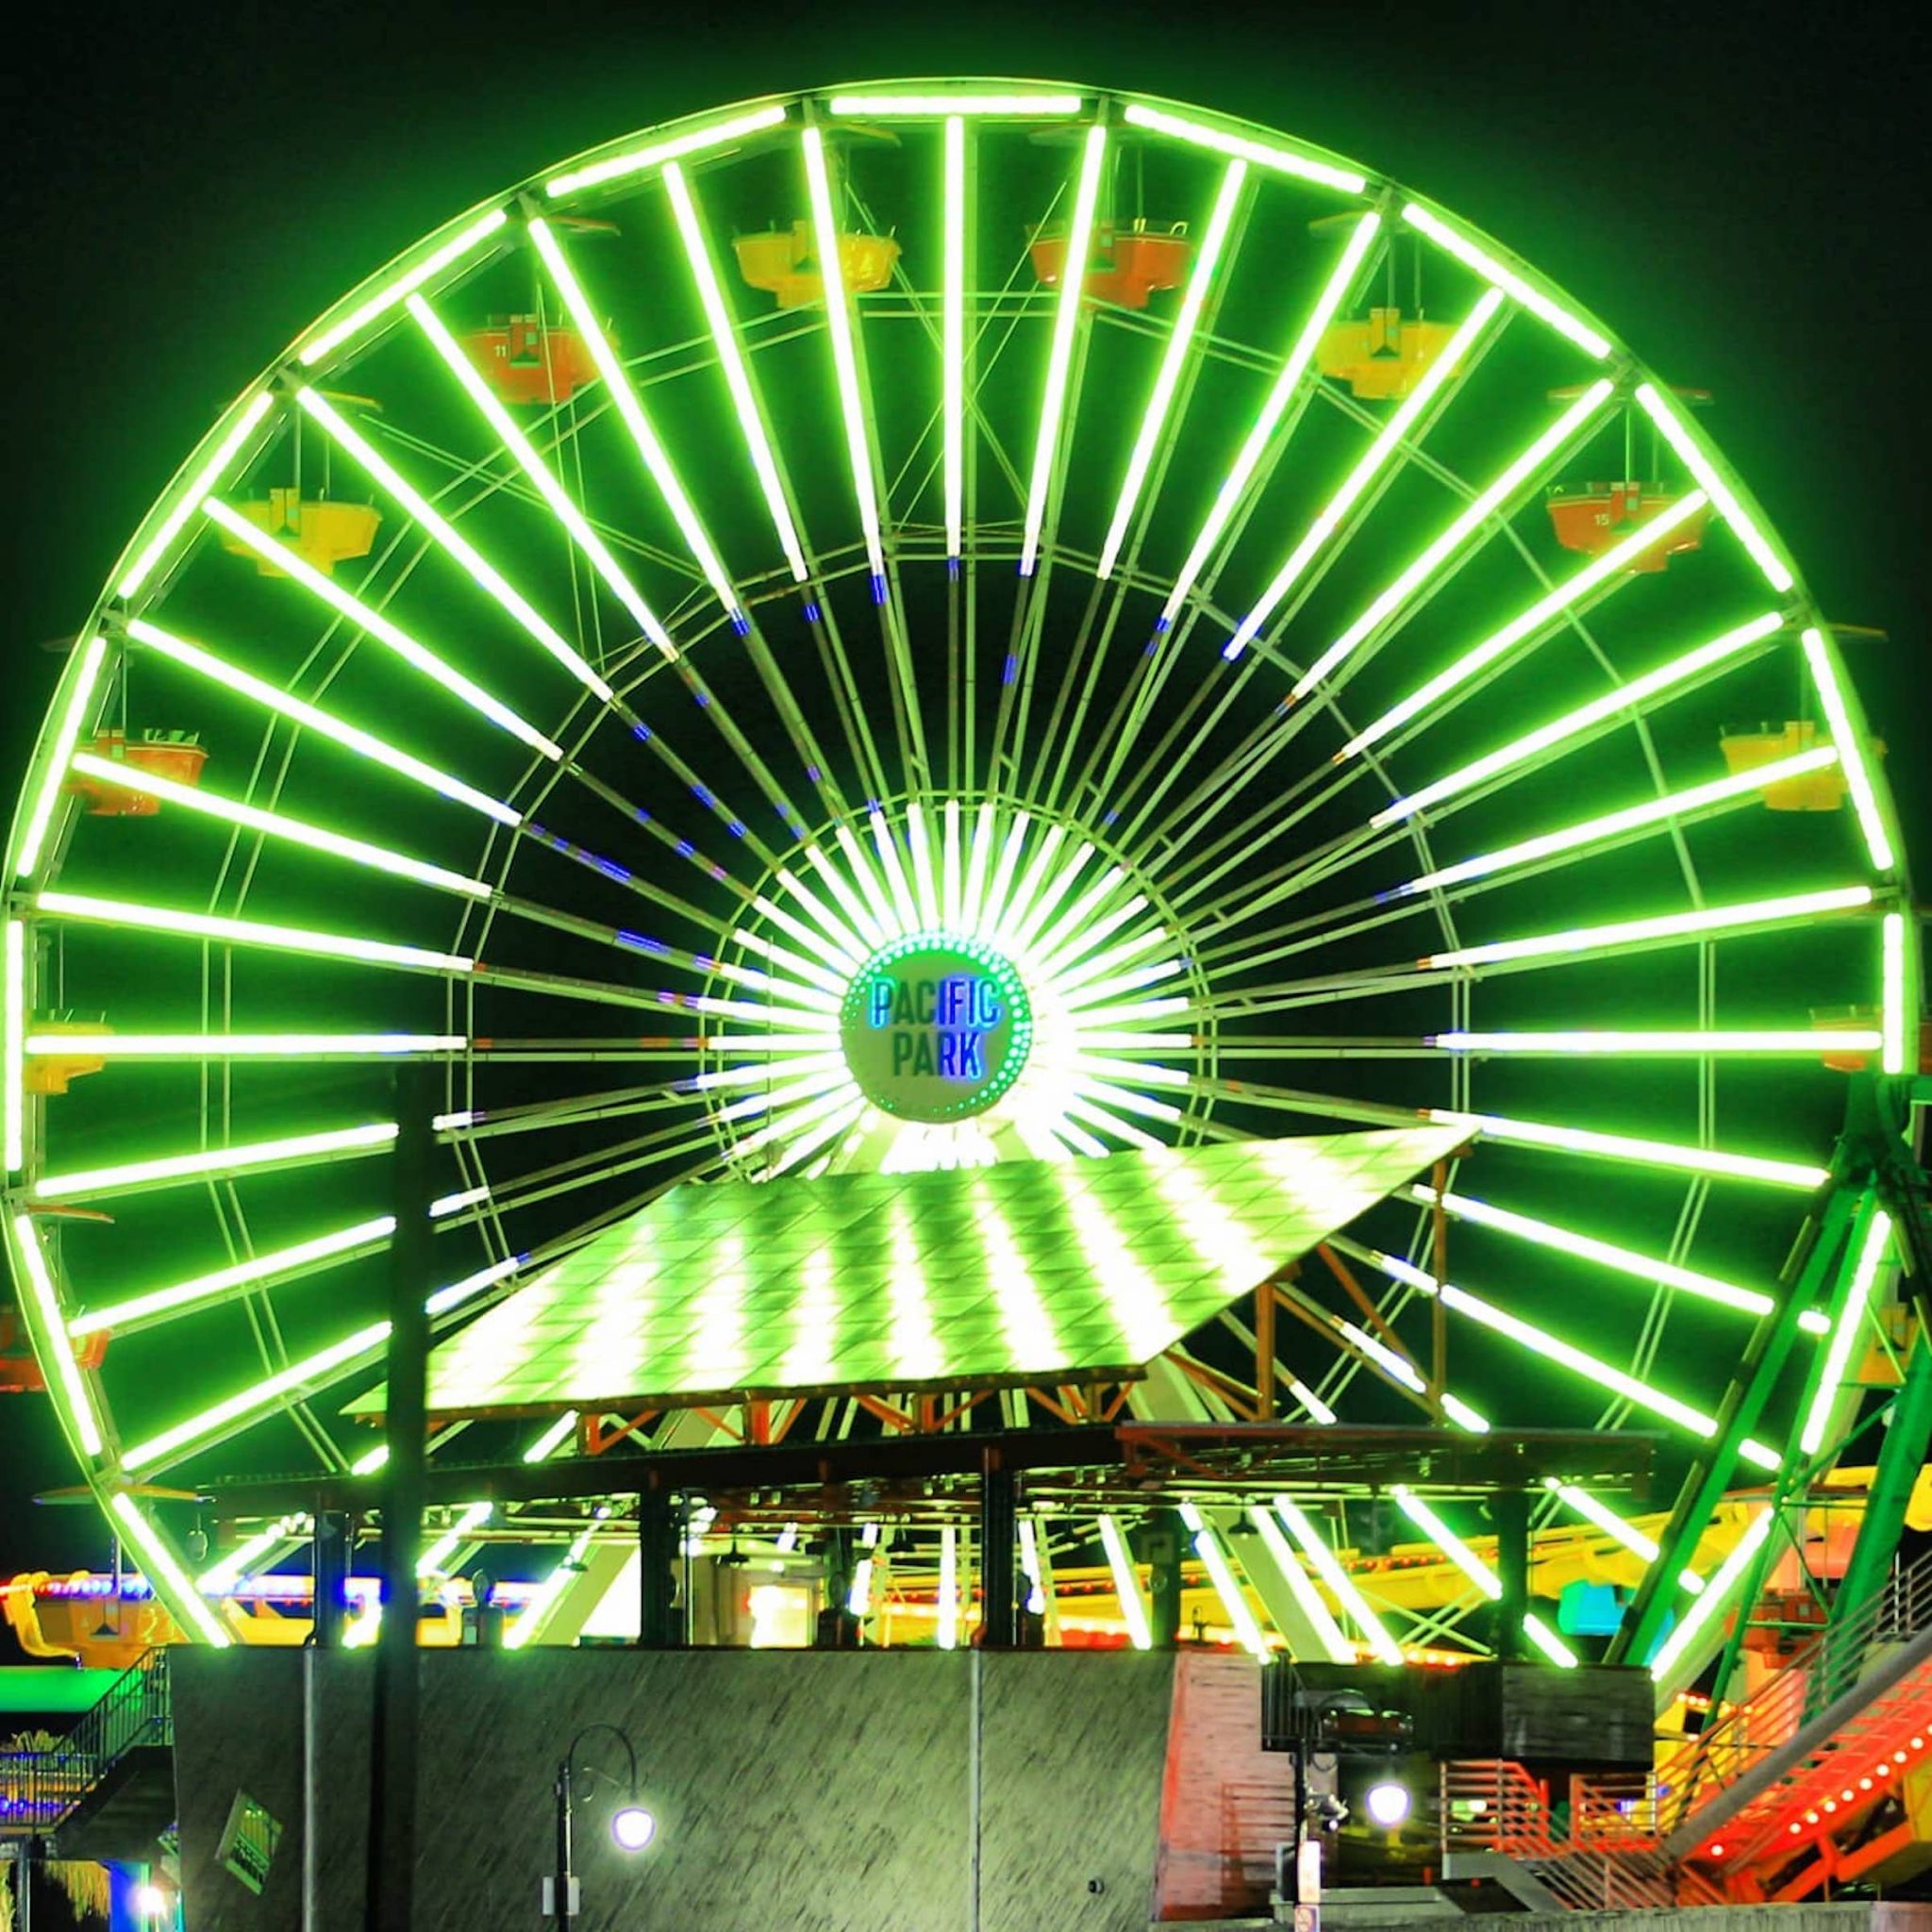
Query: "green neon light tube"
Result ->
[[27, 1032, 463, 1058], [35, 1122, 397, 1202], [544, 104, 789, 198], [938, 1525, 960, 1650], [1429, 1110, 1829, 1192], [1522, 1613, 1578, 1668], [1543, 1478, 1707, 1592], [1273, 1496, 1403, 1664], [1649, 1506, 1774, 1682], [1379, 612, 1785, 826], [1415, 1184, 1776, 1319], [943, 115, 966, 560], [803, 125, 889, 585], [1341, 490, 1710, 758], [127, 619, 520, 825], [1299, 380, 1612, 699], [409, 295, 674, 656], [294, 387, 611, 699], [1392, 1487, 1500, 1600], [1098, 1515, 1153, 1649], [69, 752, 491, 901], [1423, 885, 1873, 971], [1227, 288, 1504, 658], [826, 92, 1084, 117], [122, 1318, 392, 1471], [1883, 911, 1908, 1075], [425, 1254, 522, 1317], [1163, 211, 1379, 627], [1441, 1393, 1490, 1433], [1020, 123, 1108, 577], [1404, 744, 1837, 894], [109, 1492, 233, 1647], [1801, 626, 1894, 874], [662, 164, 809, 584], [3, 920, 23, 1174], [528, 219, 741, 625], [8, 1212, 103, 1457], [1368, 1247, 1740, 1443], [200, 1514, 309, 1594], [1178, 1504, 1271, 1657], [202, 497, 566, 755], [419, 1502, 491, 1577], [521, 1414, 572, 1468], [1800, 1203, 1893, 1456], [297, 208, 508, 366], [14, 635, 108, 880], [1245, 1506, 1352, 1658], [70, 1217, 394, 1338], [1122, 103, 1367, 194], [1635, 382, 1793, 592], [1097, 160, 1247, 582], [116, 392, 274, 597], [1400, 202, 1612, 358], [1436, 1028, 1879, 1057], [37, 890, 475, 974]]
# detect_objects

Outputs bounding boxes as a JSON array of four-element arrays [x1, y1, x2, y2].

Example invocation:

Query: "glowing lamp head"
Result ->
[[1363, 1781, 1411, 1829], [611, 1805, 656, 1852], [134, 1882, 169, 1919]]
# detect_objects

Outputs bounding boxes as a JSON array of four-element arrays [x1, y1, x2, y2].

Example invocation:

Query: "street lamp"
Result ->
[[547, 1722, 654, 1923]]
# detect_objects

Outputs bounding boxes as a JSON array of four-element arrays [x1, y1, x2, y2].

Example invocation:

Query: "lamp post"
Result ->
[[546, 1723, 654, 1923]]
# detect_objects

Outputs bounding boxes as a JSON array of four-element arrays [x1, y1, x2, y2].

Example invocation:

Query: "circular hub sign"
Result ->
[[839, 933, 1033, 1123]]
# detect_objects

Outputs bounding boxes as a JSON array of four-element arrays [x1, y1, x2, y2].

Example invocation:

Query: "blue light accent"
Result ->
[[807, 764, 822, 784], [634, 808, 653, 825], [1143, 636, 1160, 656], [617, 930, 670, 956], [1104, 808, 1120, 825], [947, 556, 960, 578], [1153, 614, 1171, 634], [1221, 637, 1244, 660], [727, 819, 746, 839], [731, 610, 750, 636], [692, 784, 714, 808], [593, 857, 633, 884], [871, 573, 887, 605], [803, 601, 822, 624], [1001, 654, 1018, 686], [632, 722, 652, 741], [675, 839, 695, 858], [694, 690, 710, 707]]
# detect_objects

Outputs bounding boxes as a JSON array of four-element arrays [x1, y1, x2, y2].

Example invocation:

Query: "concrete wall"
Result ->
[[171, 1648, 1179, 1932], [1440, 1912, 1932, 1932]]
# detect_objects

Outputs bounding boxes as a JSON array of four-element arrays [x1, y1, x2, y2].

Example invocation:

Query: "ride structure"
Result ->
[[2, 78, 1927, 1911]]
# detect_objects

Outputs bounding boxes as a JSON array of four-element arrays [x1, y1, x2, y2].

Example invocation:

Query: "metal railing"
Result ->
[[1440, 1760, 1724, 1911], [1657, 1543, 1932, 1832], [0, 1649, 171, 1838]]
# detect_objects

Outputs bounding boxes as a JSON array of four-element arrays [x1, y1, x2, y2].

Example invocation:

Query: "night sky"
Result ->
[[1, 0, 1926, 1589]]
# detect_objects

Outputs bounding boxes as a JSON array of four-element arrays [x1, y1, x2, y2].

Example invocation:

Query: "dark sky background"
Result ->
[[1, 0, 1925, 1589]]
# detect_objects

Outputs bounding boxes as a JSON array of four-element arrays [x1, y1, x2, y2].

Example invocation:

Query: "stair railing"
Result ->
[[19, 1648, 171, 1835]]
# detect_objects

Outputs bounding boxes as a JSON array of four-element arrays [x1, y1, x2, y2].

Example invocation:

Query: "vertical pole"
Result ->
[[980, 1452, 1016, 1649], [1256, 1285, 1276, 1421], [365, 1062, 434, 1932], [311, 1513, 346, 1648], [1148, 1508, 1184, 1649], [1430, 1160, 1450, 1417], [552, 1758, 575, 1924], [1494, 1491, 1529, 1660], [636, 1483, 680, 1649]]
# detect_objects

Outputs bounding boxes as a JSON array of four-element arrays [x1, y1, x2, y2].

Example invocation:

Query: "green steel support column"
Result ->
[[1833, 1333, 1932, 1627], [1607, 1183, 1859, 1666]]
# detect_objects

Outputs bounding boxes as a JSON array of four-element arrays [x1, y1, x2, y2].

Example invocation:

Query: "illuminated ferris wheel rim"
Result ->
[[0, 77, 1913, 1655]]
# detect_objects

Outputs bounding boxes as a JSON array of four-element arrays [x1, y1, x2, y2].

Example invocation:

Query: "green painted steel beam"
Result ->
[[1834, 1335, 1932, 1631], [1607, 1183, 1859, 1667]]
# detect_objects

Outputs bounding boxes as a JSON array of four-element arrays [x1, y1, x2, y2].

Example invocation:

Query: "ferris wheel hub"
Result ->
[[839, 931, 1033, 1123]]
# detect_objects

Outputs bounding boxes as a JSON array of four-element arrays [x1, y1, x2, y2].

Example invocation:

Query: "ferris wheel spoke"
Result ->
[[200, 501, 566, 761]]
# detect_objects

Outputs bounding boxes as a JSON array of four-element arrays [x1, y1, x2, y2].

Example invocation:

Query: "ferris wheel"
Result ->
[[0, 80, 1911, 1657]]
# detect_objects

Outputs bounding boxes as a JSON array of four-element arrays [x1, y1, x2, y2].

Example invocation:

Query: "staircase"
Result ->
[[0, 1648, 175, 1858], [1439, 1759, 1724, 1910], [1656, 1547, 1932, 1899]]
